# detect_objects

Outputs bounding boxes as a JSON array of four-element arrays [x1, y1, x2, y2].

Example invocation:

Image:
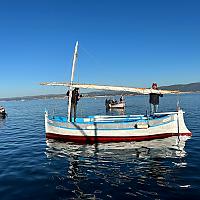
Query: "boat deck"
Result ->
[[48, 114, 169, 124]]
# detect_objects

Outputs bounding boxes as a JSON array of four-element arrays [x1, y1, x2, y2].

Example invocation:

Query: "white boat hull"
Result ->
[[106, 102, 125, 109], [45, 110, 191, 143]]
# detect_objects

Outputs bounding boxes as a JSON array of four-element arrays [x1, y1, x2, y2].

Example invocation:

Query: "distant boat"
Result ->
[[0, 106, 7, 118], [41, 41, 192, 143], [105, 97, 125, 109]]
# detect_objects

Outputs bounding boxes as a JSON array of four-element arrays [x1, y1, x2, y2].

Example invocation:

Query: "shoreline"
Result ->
[[1, 92, 200, 102]]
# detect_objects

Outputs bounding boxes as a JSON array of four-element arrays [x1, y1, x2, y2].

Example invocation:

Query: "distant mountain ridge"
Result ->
[[160, 82, 200, 92], [0, 82, 200, 101]]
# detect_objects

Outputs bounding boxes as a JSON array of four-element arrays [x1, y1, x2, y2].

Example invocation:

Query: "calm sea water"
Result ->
[[0, 94, 200, 200]]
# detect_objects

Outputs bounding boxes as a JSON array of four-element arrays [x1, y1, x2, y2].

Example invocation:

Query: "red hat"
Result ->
[[152, 83, 158, 87]]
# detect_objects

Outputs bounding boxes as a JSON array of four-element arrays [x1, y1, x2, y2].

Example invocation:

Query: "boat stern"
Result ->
[[177, 109, 192, 136], [44, 110, 49, 133]]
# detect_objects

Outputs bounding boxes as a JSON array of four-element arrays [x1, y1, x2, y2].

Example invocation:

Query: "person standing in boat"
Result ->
[[149, 83, 163, 115], [66, 88, 81, 122]]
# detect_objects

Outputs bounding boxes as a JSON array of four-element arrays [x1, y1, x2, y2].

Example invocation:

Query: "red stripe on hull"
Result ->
[[46, 132, 192, 144]]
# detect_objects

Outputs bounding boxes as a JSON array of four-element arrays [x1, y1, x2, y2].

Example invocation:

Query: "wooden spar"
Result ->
[[67, 41, 79, 122], [40, 82, 179, 94]]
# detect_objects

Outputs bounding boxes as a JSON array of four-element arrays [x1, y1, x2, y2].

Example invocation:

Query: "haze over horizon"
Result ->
[[0, 0, 200, 98]]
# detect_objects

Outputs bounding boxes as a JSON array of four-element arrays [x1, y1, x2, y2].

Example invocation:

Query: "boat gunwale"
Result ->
[[47, 113, 172, 124], [47, 117, 176, 131]]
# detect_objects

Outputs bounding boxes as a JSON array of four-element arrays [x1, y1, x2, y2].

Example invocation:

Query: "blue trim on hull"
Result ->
[[47, 119, 175, 131], [48, 114, 170, 124]]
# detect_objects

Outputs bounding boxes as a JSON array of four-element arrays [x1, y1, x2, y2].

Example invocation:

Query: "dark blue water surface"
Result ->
[[0, 94, 200, 200]]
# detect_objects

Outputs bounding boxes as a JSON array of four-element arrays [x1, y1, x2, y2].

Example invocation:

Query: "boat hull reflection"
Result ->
[[46, 135, 191, 159], [45, 136, 191, 199]]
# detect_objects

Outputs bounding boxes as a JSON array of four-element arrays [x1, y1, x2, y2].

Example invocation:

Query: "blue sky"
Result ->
[[0, 0, 200, 98]]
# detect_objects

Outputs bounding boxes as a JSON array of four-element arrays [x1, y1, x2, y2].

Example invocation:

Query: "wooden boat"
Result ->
[[41, 41, 192, 143], [45, 110, 191, 143]]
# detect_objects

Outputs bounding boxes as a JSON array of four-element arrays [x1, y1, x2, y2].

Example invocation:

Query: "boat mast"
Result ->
[[67, 41, 79, 122]]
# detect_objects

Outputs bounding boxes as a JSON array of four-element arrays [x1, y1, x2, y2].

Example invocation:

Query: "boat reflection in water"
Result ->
[[46, 136, 190, 159], [0, 115, 6, 127], [105, 107, 125, 115], [45, 136, 191, 199]]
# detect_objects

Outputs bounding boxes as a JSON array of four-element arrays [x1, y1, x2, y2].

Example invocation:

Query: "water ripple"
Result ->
[[0, 95, 200, 199]]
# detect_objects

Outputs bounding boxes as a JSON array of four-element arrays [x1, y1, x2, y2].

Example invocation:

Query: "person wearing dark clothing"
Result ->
[[149, 83, 163, 115], [105, 99, 108, 106], [66, 88, 81, 122]]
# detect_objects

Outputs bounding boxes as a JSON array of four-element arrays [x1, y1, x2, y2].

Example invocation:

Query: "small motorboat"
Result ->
[[0, 106, 7, 118], [105, 97, 125, 109]]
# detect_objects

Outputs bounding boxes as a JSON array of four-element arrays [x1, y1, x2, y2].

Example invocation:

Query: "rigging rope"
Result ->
[[144, 93, 149, 116], [176, 92, 181, 111]]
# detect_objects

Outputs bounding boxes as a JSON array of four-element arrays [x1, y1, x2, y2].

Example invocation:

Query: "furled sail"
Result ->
[[40, 82, 179, 94]]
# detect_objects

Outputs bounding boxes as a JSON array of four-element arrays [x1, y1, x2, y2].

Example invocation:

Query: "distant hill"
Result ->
[[0, 94, 66, 102], [0, 82, 199, 101], [160, 82, 200, 92]]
